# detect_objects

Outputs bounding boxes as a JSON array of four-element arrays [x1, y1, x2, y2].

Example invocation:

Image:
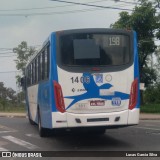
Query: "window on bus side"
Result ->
[[42, 51, 45, 80], [38, 54, 41, 81]]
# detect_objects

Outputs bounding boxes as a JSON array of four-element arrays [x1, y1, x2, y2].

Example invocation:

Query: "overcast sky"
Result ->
[[0, 0, 136, 91]]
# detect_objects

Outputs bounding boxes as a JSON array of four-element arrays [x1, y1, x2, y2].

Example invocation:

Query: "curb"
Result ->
[[140, 114, 160, 120], [0, 113, 26, 118]]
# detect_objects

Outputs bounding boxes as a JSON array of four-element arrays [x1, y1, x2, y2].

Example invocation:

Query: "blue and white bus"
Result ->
[[24, 28, 140, 137]]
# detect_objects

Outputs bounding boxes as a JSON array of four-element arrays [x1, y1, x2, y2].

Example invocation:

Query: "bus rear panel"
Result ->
[[51, 29, 140, 129], [26, 29, 140, 134]]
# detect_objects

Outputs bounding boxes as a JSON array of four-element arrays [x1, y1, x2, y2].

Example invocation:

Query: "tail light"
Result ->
[[129, 78, 138, 110], [53, 81, 65, 113]]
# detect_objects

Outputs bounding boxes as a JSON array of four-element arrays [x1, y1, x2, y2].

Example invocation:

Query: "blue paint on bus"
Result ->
[[133, 31, 140, 108], [65, 73, 130, 110]]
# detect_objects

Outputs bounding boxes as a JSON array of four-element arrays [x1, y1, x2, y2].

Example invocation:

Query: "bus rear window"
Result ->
[[60, 33, 130, 66]]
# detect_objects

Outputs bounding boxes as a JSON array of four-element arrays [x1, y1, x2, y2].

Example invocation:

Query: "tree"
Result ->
[[0, 82, 17, 110], [0, 82, 16, 101], [155, 46, 160, 82], [144, 82, 160, 104], [111, 0, 160, 87], [6, 88, 16, 101], [13, 41, 36, 85], [0, 82, 7, 100]]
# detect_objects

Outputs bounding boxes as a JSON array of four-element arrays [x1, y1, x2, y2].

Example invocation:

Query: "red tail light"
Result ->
[[129, 78, 138, 110], [53, 81, 65, 113]]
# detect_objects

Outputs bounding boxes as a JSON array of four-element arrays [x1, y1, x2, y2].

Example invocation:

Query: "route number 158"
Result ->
[[109, 36, 120, 46]]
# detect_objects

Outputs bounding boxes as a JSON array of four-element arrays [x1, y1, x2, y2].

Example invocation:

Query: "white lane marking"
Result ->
[[134, 126, 160, 131], [0, 147, 9, 151], [0, 124, 16, 131], [151, 133, 160, 135], [2, 136, 38, 150], [0, 131, 15, 134], [144, 124, 158, 127], [25, 134, 40, 139]]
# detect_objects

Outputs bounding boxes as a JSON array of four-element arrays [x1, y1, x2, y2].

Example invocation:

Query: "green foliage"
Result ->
[[0, 82, 24, 111], [155, 46, 160, 82], [0, 82, 16, 101], [0, 103, 25, 113], [13, 41, 36, 84], [144, 83, 160, 103], [141, 104, 160, 113], [111, 12, 131, 29], [111, 0, 160, 86], [141, 68, 157, 87]]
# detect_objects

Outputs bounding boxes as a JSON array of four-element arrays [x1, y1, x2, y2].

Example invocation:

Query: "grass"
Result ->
[[140, 104, 160, 113], [0, 102, 160, 114], [0, 104, 26, 113]]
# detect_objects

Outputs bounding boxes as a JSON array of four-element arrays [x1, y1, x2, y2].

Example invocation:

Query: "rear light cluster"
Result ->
[[129, 78, 138, 110], [53, 81, 65, 113]]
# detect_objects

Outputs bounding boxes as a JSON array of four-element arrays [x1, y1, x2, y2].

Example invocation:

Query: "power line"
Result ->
[[0, 52, 15, 54], [118, 0, 140, 5], [0, 0, 108, 12], [0, 48, 12, 51], [50, 0, 133, 11], [0, 0, 136, 12], [0, 4, 72, 12], [0, 5, 133, 17], [0, 0, 153, 17], [0, 45, 41, 50], [0, 1, 134, 17], [0, 55, 16, 57], [0, 0, 137, 17], [0, 71, 21, 73], [0, 8, 131, 17]]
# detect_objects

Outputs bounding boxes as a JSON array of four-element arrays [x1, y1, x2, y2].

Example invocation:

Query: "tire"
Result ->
[[88, 128, 106, 135], [28, 108, 36, 125], [38, 109, 47, 137], [95, 129, 106, 134]]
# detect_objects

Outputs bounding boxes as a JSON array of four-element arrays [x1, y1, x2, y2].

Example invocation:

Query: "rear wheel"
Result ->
[[38, 109, 47, 137], [88, 128, 106, 135], [28, 108, 36, 125], [95, 128, 106, 134]]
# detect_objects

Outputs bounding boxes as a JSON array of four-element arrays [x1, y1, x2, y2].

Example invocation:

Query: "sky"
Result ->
[[0, 0, 136, 91]]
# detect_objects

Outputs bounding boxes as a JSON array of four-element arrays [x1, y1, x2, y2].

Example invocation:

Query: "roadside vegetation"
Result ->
[[0, 82, 25, 113], [141, 104, 160, 113], [0, 0, 160, 113], [141, 83, 160, 113], [112, 0, 160, 114]]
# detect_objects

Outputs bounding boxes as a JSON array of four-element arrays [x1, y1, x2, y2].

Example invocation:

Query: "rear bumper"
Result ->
[[52, 108, 139, 128]]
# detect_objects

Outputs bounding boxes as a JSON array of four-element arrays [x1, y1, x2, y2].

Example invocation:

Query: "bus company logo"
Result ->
[[105, 74, 112, 82], [95, 74, 103, 83], [72, 88, 75, 92], [90, 100, 105, 106], [112, 98, 121, 106]]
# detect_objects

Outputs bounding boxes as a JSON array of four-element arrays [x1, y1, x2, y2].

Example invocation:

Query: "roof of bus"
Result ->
[[52, 28, 134, 36]]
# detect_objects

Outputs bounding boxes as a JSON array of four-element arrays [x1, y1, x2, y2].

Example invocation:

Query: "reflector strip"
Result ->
[[53, 81, 65, 113], [129, 78, 138, 110]]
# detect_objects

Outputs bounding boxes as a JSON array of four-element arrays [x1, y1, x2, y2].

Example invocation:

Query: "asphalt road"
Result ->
[[0, 117, 160, 160]]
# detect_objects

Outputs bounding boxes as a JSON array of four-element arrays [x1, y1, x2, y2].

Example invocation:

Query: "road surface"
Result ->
[[0, 117, 160, 159]]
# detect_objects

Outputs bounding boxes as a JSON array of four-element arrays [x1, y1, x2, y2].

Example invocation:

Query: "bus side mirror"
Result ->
[[21, 77, 26, 90]]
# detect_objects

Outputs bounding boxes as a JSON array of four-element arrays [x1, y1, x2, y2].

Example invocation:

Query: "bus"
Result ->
[[24, 28, 140, 137]]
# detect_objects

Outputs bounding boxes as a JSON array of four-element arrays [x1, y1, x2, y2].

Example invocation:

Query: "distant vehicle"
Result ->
[[23, 28, 140, 137]]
